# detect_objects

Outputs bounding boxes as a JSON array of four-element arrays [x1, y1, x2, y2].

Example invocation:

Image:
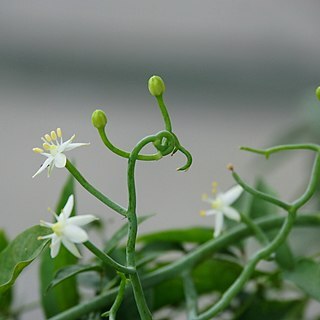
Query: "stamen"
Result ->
[[33, 147, 44, 154], [57, 128, 62, 138], [40, 220, 54, 227], [212, 181, 218, 194], [201, 193, 208, 201], [43, 143, 50, 150], [200, 210, 207, 217], [51, 131, 57, 141], [48, 207, 59, 220], [45, 134, 52, 142]]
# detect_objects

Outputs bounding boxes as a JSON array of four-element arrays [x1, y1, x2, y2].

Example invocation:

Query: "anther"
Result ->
[[201, 193, 208, 200], [45, 134, 52, 142], [200, 210, 206, 217], [227, 163, 234, 171], [33, 147, 44, 154], [51, 131, 57, 140], [43, 143, 50, 150], [57, 128, 62, 138]]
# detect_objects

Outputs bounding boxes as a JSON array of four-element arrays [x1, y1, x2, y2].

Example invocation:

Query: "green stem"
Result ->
[[98, 127, 162, 161], [239, 212, 269, 246], [293, 153, 320, 209], [101, 273, 127, 319], [241, 143, 320, 158], [232, 171, 290, 210], [194, 209, 297, 320], [48, 214, 320, 320], [126, 136, 158, 320], [65, 160, 127, 217], [176, 144, 193, 171], [156, 95, 172, 132], [83, 241, 135, 274], [182, 270, 198, 319]]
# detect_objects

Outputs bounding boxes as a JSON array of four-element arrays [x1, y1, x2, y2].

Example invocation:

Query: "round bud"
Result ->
[[316, 86, 320, 101], [148, 75, 165, 96], [91, 109, 107, 129]]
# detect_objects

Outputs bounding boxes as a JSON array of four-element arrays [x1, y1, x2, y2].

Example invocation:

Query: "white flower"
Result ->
[[32, 128, 89, 178], [200, 183, 243, 237], [38, 195, 98, 258]]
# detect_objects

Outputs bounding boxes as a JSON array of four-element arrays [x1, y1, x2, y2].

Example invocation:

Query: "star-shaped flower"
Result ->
[[38, 194, 98, 258], [32, 128, 89, 178], [200, 183, 243, 237]]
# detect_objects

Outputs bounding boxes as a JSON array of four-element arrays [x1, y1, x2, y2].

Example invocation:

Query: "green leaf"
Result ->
[[273, 240, 295, 270], [0, 230, 8, 252], [152, 258, 242, 310], [137, 242, 185, 269], [236, 296, 305, 320], [284, 259, 320, 301], [138, 227, 213, 244], [104, 215, 152, 254], [0, 230, 12, 315], [39, 175, 79, 318], [47, 264, 102, 292], [0, 226, 50, 294]]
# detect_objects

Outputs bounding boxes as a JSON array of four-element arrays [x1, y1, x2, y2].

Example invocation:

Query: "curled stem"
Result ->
[[177, 144, 193, 171], [65, 160, 127, 217], [126, 135, 163, 320], [97, 127, 162, 161]]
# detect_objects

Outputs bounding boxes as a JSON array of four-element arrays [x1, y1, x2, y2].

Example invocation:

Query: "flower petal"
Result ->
[[64, 224, 88, 243], [214, 211, 224, 238], [68, 215, 98, 226], [54, 153, 67, 168], [32, 157, 54, 178], [58, 135, 75, 152], [64, 142, 90, 152], [61, 238, 81, 258], [201, 209, 220, 217], [222, 206, 241, 221], [220, 185, 243, 206], [50, 235, 61, 258], [60, 195, 74, 219]]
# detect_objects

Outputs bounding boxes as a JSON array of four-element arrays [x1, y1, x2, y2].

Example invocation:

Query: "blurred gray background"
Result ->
[[1, 1, 320, 319]]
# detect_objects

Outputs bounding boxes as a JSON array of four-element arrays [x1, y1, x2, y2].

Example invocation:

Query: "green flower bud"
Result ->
[[91, 109, 107, 129], [148, 75, 165, 96], [316, 86, 320, 101]]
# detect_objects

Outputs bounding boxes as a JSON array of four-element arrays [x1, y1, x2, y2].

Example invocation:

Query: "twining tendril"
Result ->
[[97, 124, 163, 161], [92, 76, 192, 172]]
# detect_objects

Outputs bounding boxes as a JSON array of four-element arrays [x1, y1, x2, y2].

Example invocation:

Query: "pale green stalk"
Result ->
[[101, 273, 127, 319], [83, 241, 134, 275], [182, 270, 198, 319], [65, 160, 127, 217]]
